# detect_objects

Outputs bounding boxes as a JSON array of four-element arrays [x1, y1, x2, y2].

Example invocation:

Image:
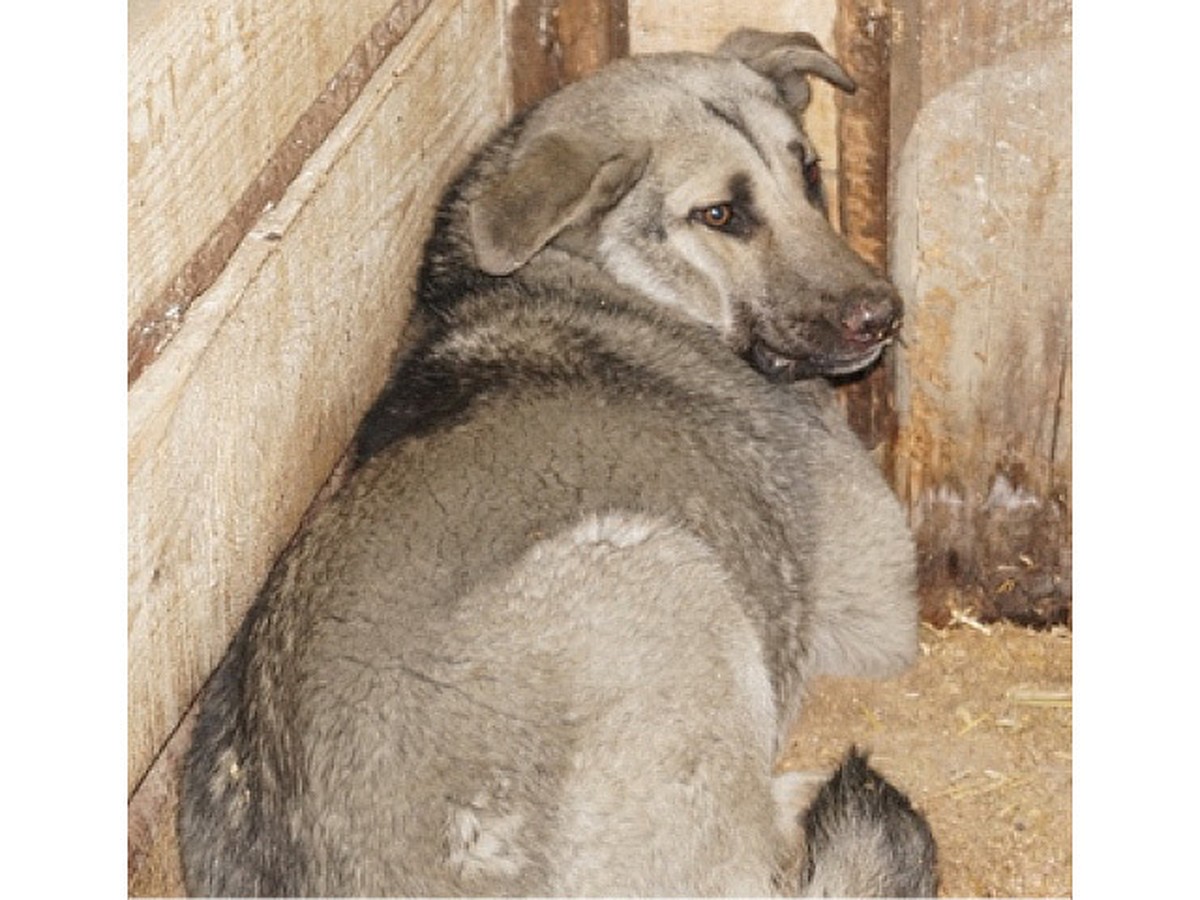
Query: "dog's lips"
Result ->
[[748, 337, 892, 381], [819, 340, 888, 375], [748, 341, 807, 381]]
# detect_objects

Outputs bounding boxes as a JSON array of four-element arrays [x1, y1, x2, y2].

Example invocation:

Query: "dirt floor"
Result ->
[[129, 614, 1071, 897], [778, 615, 1072, 897]]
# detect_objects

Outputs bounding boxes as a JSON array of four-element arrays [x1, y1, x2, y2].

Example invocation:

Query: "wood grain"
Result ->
[[509, 0, 629, 114], [834, 0, 898, 461], [889, 16, 1072, 622], [128, 0, 404, 337], [128, 0, 509, 798]]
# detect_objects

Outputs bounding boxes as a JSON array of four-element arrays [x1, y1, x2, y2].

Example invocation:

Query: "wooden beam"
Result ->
[[128, 0, 510, 799], [834, 0, 898, 463], [888, 0, 1072, 624], [128, 0, 408, 383], [509, 0, 629, 113], [128, 708, 194, 896]]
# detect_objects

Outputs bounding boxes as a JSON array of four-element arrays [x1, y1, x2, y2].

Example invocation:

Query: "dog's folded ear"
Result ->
[[717, 29, 856, 115], [468, 135, 650, 276]]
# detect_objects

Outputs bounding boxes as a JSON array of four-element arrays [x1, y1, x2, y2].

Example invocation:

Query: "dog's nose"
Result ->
[[839, 287, 903, 344]]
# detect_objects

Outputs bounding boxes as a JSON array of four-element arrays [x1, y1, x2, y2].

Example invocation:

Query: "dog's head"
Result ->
[[464, 29, 902, 381]]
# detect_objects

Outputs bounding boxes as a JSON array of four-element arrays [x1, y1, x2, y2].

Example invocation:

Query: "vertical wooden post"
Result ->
[[510, 0, 629, 114], [834, 1, 898, 471], [883, 0, 1073, 626]]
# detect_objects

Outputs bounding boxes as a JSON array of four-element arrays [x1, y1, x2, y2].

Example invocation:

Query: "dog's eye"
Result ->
[[692, 203, 736, 231], [802, 157, 827, 210], [803, 158, 822, 190], [806, 158, 825, 196]]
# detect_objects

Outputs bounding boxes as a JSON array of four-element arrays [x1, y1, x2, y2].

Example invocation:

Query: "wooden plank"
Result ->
[[627, 0, 835, 54], [834, 1, 891, 272], [127, 0, 510, 797], [128, 710, 194, 896], [128, 0, 410, 378], [889, 0, 1073, 154], [834, 0, 897, 462], [556, 0, 630, 83], [509, 0, 630, 114], [888, 3, 1072, 623]]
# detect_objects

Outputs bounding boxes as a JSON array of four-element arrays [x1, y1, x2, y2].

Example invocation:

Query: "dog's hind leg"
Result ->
[[470, 513, 784, 895]]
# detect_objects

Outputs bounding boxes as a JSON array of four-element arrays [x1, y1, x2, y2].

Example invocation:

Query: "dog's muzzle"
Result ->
[[838, 287, 903, 349]]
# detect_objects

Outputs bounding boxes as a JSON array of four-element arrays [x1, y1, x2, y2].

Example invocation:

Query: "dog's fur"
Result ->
[[178, 30, 935, 896], [799, 748, 939, 897]]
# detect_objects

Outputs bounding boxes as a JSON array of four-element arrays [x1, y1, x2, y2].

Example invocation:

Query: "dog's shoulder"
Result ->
[[353, 273, 769, 466]]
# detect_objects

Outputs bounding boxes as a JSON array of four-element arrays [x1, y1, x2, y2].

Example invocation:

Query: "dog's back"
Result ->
[[179, 30, 935, 897]]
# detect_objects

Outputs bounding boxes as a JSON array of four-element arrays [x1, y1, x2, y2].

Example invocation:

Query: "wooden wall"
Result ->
[[508, 0, 631, 113], [129, 0, 399, 380], [128, 0, 1071, 893], [887, 0, 1072, 624], [128, 0, 511, 892]]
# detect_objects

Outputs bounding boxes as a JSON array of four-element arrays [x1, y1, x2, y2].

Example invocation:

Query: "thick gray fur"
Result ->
[[179, 28, 934, 896]]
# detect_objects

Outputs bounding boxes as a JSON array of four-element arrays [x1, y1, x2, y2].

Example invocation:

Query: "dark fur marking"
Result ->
[[787, 139, 827, 211], [723, 173, 763, 239], [354, 291, 714, 465], [179, 601, 307, 896]]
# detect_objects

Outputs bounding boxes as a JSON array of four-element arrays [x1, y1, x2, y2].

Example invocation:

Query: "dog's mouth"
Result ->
[[747, 337, 891, 382]]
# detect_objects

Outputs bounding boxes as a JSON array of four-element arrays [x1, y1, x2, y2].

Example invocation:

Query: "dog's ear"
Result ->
[[717, 29, 856, 114], [468, 135, 650, 276]]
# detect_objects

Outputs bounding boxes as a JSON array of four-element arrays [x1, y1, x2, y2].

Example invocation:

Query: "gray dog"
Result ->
[[179, 29, 937, 896]]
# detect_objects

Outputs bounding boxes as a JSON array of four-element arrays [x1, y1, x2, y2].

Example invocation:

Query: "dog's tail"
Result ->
[[798, 747, 938, 897]]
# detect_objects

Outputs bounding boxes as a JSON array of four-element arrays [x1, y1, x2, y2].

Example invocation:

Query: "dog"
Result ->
[[178, 29, 936, 896]]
